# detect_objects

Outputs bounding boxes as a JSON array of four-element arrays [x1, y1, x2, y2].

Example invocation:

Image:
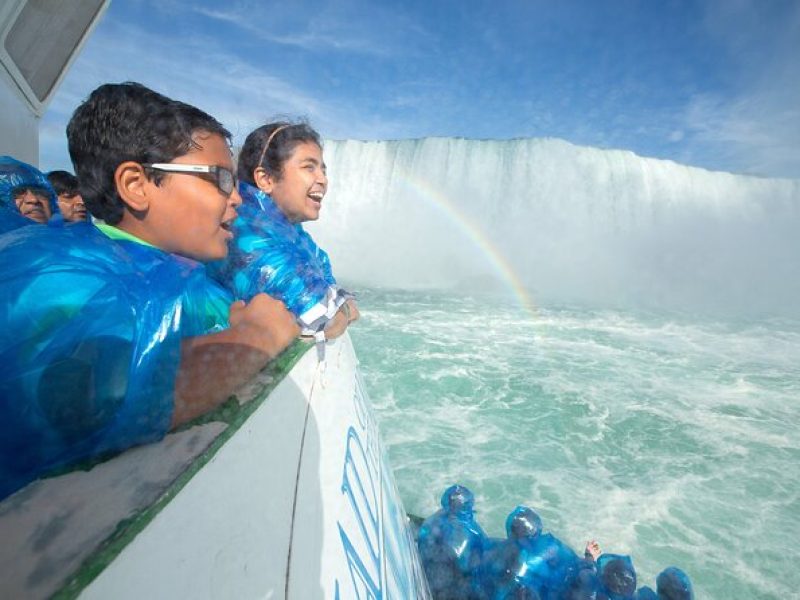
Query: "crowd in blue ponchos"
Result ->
[[417, 485, 694, 600], [0, 150, 341, 498], [0, 158, 235, 497]]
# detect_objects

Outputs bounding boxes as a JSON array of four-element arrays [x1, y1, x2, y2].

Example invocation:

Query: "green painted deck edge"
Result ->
[[52, 340, 313, 600]]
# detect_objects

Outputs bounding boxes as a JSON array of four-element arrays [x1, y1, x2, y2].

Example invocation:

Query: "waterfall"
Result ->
[[308, 137, 800, 317]]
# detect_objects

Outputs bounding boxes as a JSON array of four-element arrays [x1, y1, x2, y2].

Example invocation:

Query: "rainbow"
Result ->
[[397, 171, 538, 319]]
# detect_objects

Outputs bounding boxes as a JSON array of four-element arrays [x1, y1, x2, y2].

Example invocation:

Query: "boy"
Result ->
[[0, 83, 298, 499]]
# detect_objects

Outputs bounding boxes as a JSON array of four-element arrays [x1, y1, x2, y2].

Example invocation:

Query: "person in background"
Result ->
[[209, 121, 358, 341], [595, 554, 637, 600], [655, 567, 693, 600], [47, 170, 87, 222], [417, 484, 487, 599], [483, 505, 581, 599], [555, 540, 603, 599], [0, 155, 56, 225], [0, 82, 298, 500]]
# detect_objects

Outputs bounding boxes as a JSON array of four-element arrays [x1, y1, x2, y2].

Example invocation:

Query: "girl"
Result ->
[[210, 122, 358, 339]]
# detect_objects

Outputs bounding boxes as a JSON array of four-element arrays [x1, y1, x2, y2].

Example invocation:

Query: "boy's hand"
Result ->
[[229, 293, 299, 357]]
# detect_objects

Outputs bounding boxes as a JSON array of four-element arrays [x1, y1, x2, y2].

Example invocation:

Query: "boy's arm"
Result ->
[[171, 293, 300, 428]]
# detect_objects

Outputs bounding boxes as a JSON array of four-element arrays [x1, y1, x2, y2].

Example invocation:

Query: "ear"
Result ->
[[253, 167, 276, 194], [115, 161, 152, 212]]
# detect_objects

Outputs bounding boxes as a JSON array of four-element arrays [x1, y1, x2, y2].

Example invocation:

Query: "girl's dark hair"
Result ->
[[67, 82, 231, 225], [237, 121, 322, 186]]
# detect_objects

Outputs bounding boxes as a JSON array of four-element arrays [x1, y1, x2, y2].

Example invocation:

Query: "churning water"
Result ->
[[349, 291, 800, 599], [310, 136, 800, 598]]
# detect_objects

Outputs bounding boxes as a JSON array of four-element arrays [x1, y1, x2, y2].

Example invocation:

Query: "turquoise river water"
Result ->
[[348, 288, 800, 599]]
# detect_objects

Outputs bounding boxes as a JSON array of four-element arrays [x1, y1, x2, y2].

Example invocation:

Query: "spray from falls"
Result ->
[[308, 137, 800, 317]]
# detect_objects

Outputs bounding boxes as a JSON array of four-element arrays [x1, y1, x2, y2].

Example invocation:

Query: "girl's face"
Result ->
[[256, 141, 327, 223]]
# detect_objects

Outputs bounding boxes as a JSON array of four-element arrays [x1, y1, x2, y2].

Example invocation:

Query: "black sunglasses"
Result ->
[[144, 163, 237, 197]]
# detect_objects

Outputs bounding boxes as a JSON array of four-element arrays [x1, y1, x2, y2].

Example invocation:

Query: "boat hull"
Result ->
[[0, 334, 429, 599]]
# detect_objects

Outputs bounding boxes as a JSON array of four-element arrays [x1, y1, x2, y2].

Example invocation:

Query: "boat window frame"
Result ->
[[0, 0, 110, 116]]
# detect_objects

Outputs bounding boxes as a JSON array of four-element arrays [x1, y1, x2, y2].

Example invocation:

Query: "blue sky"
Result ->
[[41, 0, 800, 178]]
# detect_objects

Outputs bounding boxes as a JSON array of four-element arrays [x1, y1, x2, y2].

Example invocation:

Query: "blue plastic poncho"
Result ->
[[0, 222, 232, 499], [655, 567, 693, 600], [480, 536, 518, 599], [483, 506, 580, 600], [596, 554, 637, 600], [0, 155, 58, 226], [208, 182, 348, 334], [634, 586, 657, 600], [559, 566, 600, 600], [481, 506, 543, 598], [418, 484, 488, 599], [525, 533, 581, 597]]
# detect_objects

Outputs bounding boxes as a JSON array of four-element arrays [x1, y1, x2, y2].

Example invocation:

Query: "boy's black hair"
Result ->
[[66, 82, 231, 225], [46, 170, 80, 197], [238, 121, 322, 186]]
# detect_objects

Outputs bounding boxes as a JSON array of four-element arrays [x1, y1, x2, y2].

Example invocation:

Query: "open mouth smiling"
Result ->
[[220, 215, 235, 236]]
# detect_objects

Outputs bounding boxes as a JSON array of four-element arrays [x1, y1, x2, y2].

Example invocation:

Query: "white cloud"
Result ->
[[668, 130, 684, 143], [191, 6, 385, 55], [683, 89, 800, 178], [187, 0, 433, 58], [678, 1, 800, 177]]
